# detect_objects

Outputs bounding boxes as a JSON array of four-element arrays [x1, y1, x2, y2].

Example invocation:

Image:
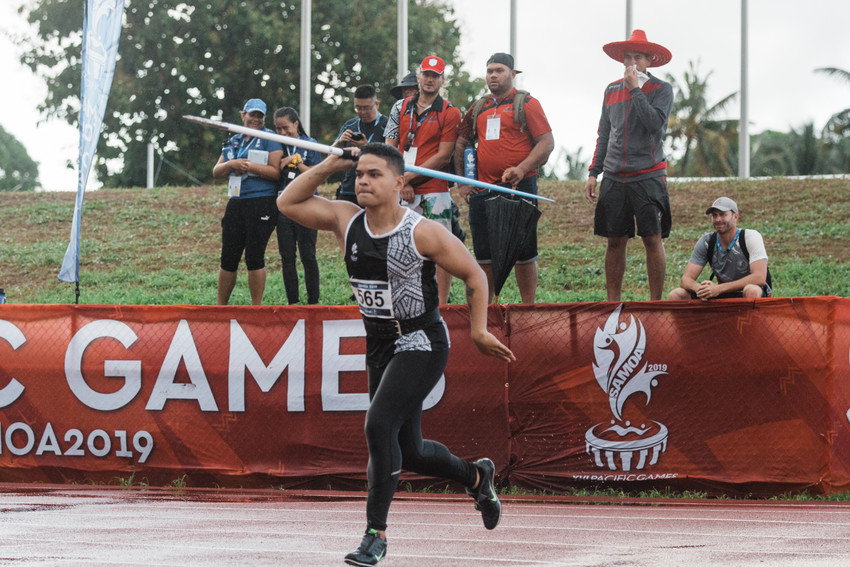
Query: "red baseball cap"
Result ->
[[420, 55, 445, 75]]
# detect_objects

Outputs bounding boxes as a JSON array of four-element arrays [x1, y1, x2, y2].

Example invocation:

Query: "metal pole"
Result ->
[[626, 0, 633, 37], [146, 143, 154, 188], [397, 0, 408, 81], [300, 0, 311, 135], [510, 0, 517, 60], [739, 0, 750, 178]]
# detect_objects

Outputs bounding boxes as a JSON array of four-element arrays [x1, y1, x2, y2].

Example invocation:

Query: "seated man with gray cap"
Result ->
[[668, 197, 772, 301]]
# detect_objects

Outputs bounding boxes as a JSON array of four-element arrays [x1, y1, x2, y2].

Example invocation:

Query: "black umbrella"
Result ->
[[484, 194, 542, 302]]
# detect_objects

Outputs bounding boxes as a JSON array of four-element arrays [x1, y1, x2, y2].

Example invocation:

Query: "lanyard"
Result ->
[[718, 229, 741, 252], [489, 93, 512, 115], [286, 135, 303, 158], [405, 102, 432, 151], [236, 135, 259, 159], [358, 112, 383, 143]]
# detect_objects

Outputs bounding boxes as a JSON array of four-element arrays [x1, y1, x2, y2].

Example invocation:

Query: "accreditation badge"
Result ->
[[403, 146, 418, 166], [227, 174, 242, 198], [485, 114, 501, 140]]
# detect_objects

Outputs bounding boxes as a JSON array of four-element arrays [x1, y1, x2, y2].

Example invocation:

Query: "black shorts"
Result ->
[[594, 176, 671, 238], [220, 196, 277, 272]]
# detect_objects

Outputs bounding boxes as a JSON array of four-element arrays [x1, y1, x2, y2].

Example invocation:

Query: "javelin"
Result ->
[[183, 115, 553, 202]]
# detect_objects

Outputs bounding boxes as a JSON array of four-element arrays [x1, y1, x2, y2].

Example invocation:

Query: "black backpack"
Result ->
[[707, 229, 772, 289]]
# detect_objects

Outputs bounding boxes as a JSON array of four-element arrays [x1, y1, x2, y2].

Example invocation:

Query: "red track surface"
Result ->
[[1, 484, 849, 566]]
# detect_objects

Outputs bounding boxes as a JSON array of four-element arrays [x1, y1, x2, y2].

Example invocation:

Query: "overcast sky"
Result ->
[[1, 0, 849, 190]]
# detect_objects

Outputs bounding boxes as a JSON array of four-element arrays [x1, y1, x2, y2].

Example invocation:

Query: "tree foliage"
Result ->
[[541, 146, 588, 181], [815, 67, 850, 140], [0, 124, 40, 191], [750, 124, 820, 177], [813, 67, 850, 173], [19, 0, 483, 188], [665, 60, 739, 177]]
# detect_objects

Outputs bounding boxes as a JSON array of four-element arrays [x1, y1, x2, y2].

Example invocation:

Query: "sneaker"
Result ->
[[344, 529, 387, 566], [466, 458, 501, 530]]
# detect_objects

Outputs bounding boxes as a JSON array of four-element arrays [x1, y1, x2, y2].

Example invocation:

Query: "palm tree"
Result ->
[[665, 60, 739, 177], [750, 123, 819, 177], [564, 147, 589, 181], [814, 67, 850, 173], [814, 67, 850, 141]]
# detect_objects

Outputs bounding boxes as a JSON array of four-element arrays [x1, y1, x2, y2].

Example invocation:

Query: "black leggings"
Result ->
[[364, 349, 477, 531], [276, 213, 319, 304], [220, 196, 277, 272]]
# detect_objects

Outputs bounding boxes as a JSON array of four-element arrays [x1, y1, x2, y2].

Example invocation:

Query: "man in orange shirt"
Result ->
[[386, 55, 462, 303], [455, 53, 554, 303]]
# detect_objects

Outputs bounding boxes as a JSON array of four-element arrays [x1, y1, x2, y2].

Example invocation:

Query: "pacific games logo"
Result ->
[[586, 305, 669, 472]]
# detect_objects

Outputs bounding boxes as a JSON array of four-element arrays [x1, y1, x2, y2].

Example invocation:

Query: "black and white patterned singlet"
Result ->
[[344, 208, 449, 361]]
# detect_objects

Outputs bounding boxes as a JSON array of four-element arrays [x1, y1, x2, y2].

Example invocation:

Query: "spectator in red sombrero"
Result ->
[[584, 29, 674, 301]]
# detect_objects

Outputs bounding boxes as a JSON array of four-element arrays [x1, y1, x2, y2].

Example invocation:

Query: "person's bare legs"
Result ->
[[217, 269, 237, 305], [247, 268, 267, 305], [641, 233, 666, 300], [604, 236, 629, 301], [668, 287, 690, 300], [515, 261, 538, 304]]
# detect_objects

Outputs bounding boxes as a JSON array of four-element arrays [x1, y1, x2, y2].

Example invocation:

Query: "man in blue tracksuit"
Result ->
[[585, 29, 674, 301]]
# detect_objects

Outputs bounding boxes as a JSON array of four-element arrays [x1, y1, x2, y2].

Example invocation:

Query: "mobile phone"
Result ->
[[350, 132, 365, 141]]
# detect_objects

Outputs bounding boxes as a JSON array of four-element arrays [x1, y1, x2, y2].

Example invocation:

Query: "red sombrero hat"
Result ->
[[603, 29, 672, 67]]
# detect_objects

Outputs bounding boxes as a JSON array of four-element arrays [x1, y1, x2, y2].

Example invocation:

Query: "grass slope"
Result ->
[[1, 178, 848, 305]]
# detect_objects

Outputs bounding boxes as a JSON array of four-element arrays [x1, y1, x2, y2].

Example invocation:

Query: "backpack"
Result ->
[[468, 89, 530, 144], [707, 229, 773, 289]]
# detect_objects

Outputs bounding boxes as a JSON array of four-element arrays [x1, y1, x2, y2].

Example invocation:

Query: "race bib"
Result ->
[[350, 278, 394, 319]]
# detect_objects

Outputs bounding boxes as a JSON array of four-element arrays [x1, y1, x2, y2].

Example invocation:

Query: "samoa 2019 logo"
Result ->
[[586, 304, 669, 472]]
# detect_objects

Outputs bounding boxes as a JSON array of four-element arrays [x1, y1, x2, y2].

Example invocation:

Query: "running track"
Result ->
[[1, 484, 848, 566]]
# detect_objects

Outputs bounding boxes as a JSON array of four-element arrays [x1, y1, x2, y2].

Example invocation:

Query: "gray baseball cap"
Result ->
[[705, 197, 738, 214]]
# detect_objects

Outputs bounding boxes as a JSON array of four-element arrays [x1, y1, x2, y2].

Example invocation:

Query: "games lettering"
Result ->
[[0, 316, 447, 468]]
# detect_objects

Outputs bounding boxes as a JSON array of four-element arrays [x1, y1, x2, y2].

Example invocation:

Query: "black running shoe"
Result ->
[[466, 457, 501, 530], [344, 529, 387, 566]]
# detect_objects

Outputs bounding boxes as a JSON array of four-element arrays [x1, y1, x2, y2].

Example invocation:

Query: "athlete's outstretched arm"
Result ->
[[415, 221, 515, 362]]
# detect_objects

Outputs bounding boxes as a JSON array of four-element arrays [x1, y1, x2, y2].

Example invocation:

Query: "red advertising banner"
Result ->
[[505, 299, 850, 495], [0, 299, 848, 495]]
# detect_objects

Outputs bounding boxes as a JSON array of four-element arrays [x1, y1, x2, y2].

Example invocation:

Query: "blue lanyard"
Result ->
[[286, 136, 302, 157], [358, 112, 383, 142], [405, 103, 431, 150], [718, 229, 741, 252], [236, 135, 259, 159]]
